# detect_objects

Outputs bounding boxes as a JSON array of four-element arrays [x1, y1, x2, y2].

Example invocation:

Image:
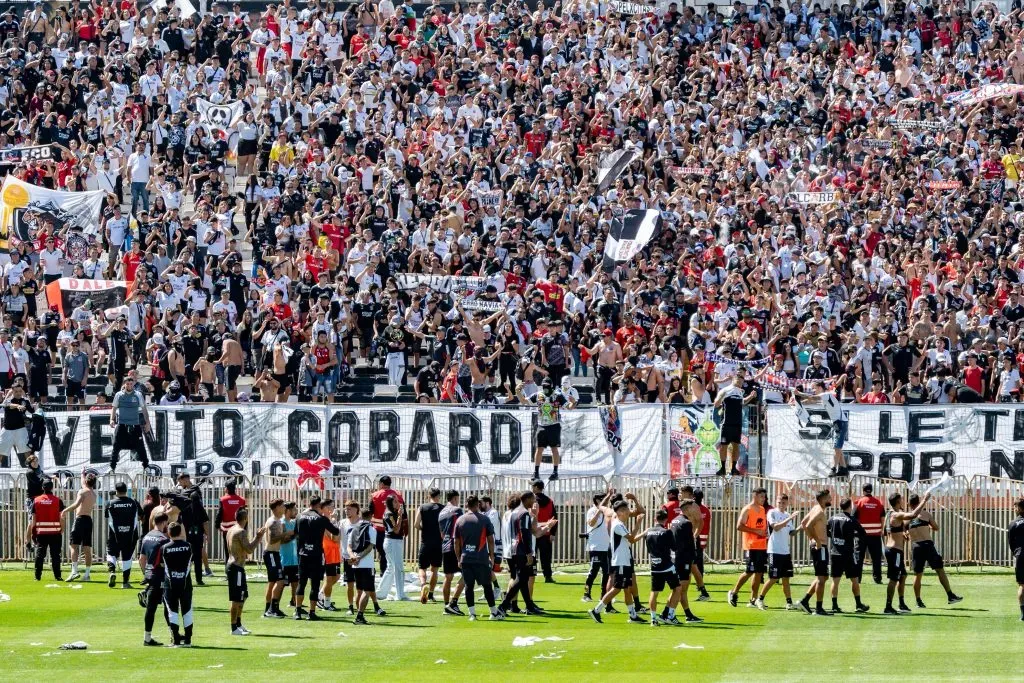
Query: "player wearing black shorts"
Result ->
[[416, 488, 443, 604], [499, 491, 554, 617], [906, 494, 962, 608], [646, 509, 680, 626], [348, 508, 378, 625], [827, 499, 870, 613], [758, 493, 798, 610], [226, 507, 267, 635], [105, 483, 142, 589], [438, 490, 465, 615], [161, 522, 195, 646], [139, 513, 171, 646], [262, 499, 289, 618], [518, 379, 571, 482], [798, 490, 831, 616], [1008, 498, 1024, 621], [883, 492, 931, 615], [668, 501, 702, 623], [294, 497, 340, 622], [454, 495, 501, 620]]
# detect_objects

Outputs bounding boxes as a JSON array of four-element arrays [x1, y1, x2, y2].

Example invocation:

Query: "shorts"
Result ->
[[1016, 554, 1024, 585], [418, 544, 442, 570], [354, 567, 375, 592], [107, 530, 138, 563], [768, 553, 793, 579], [226, 365, 241, 391], [720, 422, 742, 445], [744, 548, 767, 574], [461, 562, 491, 587], [325, 562, 341, 577], [830, 554, 861, 580], [810, 546, 829, 577], [832, 420, 849, 449], [344, 562, 356, 583], [66, 382, 85, 400], [674, 561, 692, 580], [271, 372, 291, 392], [885, 547, 907, 582], [70, 515, 93, 547], [651, 570, 680, 592], [227, 563, 248, 603], [263, 551, 283, 583], [442, 550, 459, 575], [0, 426, 28, 455], [282, 565, 299, 583], [537, 424, 561, 448], [513, 554, 535, 580], [911, 541, 944, 574], [613, 564, 634, 589]]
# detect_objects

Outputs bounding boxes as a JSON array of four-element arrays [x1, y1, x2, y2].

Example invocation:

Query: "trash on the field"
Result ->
[[674, 643, 704, 650], [69, 584, 83, 590], [269, 653, 296, 658], [40, 652, 62, 657], [533, 653, 562, 660], [250, 572, 268, 580], [88, 651, 113, 654], [30, 643, 43, 646], [0, 591, 11, 602], [594, 662, 600, 665], [435, 659, 447, 664], [512, 636, 575, 647], [207, 665, 223, 669], [59, 642, 88, 650], [337, 631, 349, 638], [44, 584, 61, 589]]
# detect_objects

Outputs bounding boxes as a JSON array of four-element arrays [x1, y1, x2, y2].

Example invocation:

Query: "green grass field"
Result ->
[[1, 564, 1022, 680]]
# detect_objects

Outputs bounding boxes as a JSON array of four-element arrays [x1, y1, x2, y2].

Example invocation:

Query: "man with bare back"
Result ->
[[580, 328, 623, 405], [226, 507, 267, 635], [63, 471, 97, 582]]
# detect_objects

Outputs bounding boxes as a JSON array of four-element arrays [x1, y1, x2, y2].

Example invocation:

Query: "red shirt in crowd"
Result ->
[[371, 486, 405, 531], [534, 280, 564, 313], [122, 250, 143, 282]]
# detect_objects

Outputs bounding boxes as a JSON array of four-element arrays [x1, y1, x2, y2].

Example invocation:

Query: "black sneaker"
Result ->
[[628, 614, 647, 624], [375, 607, 387, 617], [948, 594, 963, 604], [588, 608, 602, 623], [715, 466, 726, 477], [837, 467, 850, 478], [831, 605, 844, 614], [122, 582, 133, 589], [427, 594, 438, 603], [288, 598, 295, 607], [813, 608, 831, 616], [273, 609, 287, 618], [883, 606, 899, 615], [323, 603, 339, 612], [685, 614, 703, 623], [548, 472, 559, 481], [525, 607, 546, 616], [635, 605, 649, 615], [856, 604, 870, 613], [898, 604, 912, 614], [296, 606, 308, 617], [443, 604, 460, 616], [508, 605, 523, 614], [604, 604, 619, 614], [798, 599, 812, 614], [582, 591, 592, 602], [354, 614, 369, 625], [730, 467, 741, 477], [108, 574, 117, 588], [307, 612, 322, 621], [347, 606, 355, 615], [143, 639, 163, 647], [293, 611, 304, 620], [916, 599, 927, 609], [727, 591, 738, 607]]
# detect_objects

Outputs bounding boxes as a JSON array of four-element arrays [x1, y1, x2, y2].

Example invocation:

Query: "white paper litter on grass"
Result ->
[[207, 665, 224, 669], [269, 653, 296, 658], [30, 643, 43, 646], [0, 591, 11, 602], [674, 643, 704, 650], [512, 636, 575, 647], [435, 659, 447, 664], [59, 642, 88, 650], [44, 584, 61, 588], [88, 651, 113, 654], [69, 584, 83, 590], [337, 632, 348, 638], [250, 572, 268, 580], [534, 654, 563, 660], [40, 652, 62, 657]]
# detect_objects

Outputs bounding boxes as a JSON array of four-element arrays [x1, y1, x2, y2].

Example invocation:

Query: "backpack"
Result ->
[[350, 520, 372, 556]]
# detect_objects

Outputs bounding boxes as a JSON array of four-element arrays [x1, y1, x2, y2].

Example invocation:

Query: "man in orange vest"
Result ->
[[728, 487, 768, 607], [853, 483, 885, 584], [27, 479, 65, 581]]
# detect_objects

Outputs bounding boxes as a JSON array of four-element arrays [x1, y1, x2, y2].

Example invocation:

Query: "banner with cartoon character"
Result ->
[[0, 176, 106, 253], [669, 405, 754, 477]]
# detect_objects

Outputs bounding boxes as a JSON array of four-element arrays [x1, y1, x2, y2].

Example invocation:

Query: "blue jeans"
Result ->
[[130, 181, 149, 214], [572, 347, 588, 377]]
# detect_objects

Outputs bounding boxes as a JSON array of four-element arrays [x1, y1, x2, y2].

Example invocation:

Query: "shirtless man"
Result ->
[[218, 333, 245, 402], [907, 493, 962, 608], [678, 485, 711, 599], [272, 339, 292, 402], [167, 341, 188, 397], [580, 328, 623, 405], [883, 491, 931, 615], [262, 499, 292, 618], [226, 507, 268, 635], [252, 369, 281, 403], [63, 471, 98, 581], [150, 490, 181, 528], [799, 489, 832, 616]]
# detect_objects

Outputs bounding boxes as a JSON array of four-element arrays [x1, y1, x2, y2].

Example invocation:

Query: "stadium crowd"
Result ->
[[2, 0, 1024, 409]]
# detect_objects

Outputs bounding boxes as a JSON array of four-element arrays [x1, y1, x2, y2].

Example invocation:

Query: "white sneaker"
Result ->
[[785, 602, 794, 611], [231, 627, 249, 636], [755, 598, 766, 611], [66, 572, 81, 582], [468, 614, 477, 621], [239, 626, 251, 635]]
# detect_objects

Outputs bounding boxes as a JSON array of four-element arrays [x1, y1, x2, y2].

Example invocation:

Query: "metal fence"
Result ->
[[3, 474, 1022, 569]]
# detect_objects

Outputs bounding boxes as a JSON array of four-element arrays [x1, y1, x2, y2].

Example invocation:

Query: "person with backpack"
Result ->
[[348, 507, 379, 625]]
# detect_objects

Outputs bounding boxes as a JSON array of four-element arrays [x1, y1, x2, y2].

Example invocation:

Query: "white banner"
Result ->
[[0, 176, 106, 252], [396, 273, 506, 294], [0, 145, 53, 164], [766, 404, 1024, 482], [944, 83, 1024, 107], [885, 118, 946, 131], [196, 98, 245, 130], [789, 191, 836, 205], [8, 404, 665, 479], [611, 0, 656, 13]]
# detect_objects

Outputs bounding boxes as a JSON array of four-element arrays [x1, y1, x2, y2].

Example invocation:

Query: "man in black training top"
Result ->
[[668, 500, 703, 623], [294, 496, 340, 621], [497, 490, 557, 617], [827, 498, 870, 614], [438, 490, 465, 616], [454, 494, 502, 621], [416, 487, 443, 604], [106, 482, 142, 589], [139, 512, 170, 646], [645, 508, 679, 626], [161, 522, 195, 647], [1008, 498, 1024, 621]]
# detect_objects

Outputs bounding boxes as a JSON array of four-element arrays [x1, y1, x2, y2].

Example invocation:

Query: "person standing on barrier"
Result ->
[[294, 496, 340, 621], [161, 522, 195, 647], [518, 378, 572, 482], [62, 471, 97, 582], [0, 379, 33, 471], [906, 493, 963, 608], [793, 379, 850, 477], [853, 484, 886, 584], [439, 490, 466, 616], [140, 512, 171, 646], [454, 494, 501, 621], [798, 489, 832, 616], [531, 480, 557, 583], [882, 491, 931, 615], [583, 490, 612, 603], [226, 507, 267, 635], [262, 499, 290, 618], [714, 372, 755, 477], [28, 478, 64, 581], [376, 495, 409, 601], [415, 487, 443, 604], [370, 475, 404, 575], [757, 493, 799, 610], [109, 373, 151, 472], [1008, 498, 1024, 620], [826, 498, 870, 613], [105, 482, 142, 589], [729, 487, 769, 608]]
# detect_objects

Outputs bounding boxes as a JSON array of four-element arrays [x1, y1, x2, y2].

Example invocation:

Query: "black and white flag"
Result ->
[[196, 98, 245, 130], [597, 147, 640, 192], [602, 209, 661, 271]]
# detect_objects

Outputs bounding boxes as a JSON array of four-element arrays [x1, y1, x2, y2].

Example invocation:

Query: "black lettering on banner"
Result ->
[[174, 409, 204, 460], [250, 460, 261, 478], [908, 411, 943, 443], [1014, 410, 1024, 441], [369, 410, 400, 462], [982, 410, 1008, 442], [843, 451, 874, 474], [878, 452, 914, 482], [919, 451, 955, 480], [877, 411, 901, 444], [328, 411, 359, 463], [798, 410, 833, 440], [195, 461, 214, 478], [146, 465, 163, 477], [448, 412, 482, 464], [407, 410, 440, 462], [170, 463, 188, 480], [143, 411, 168, 461], [288, 409, 321, 460], [332, 465, 351, 476], [269, 461, 289, 476], [490, 412, 522, 465], [989, 450, 1024, 479], [44, 415, 79, 467], [213, 409, 244, 459], [89, 415, 112, 464], [223, 459, 243, 476]]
